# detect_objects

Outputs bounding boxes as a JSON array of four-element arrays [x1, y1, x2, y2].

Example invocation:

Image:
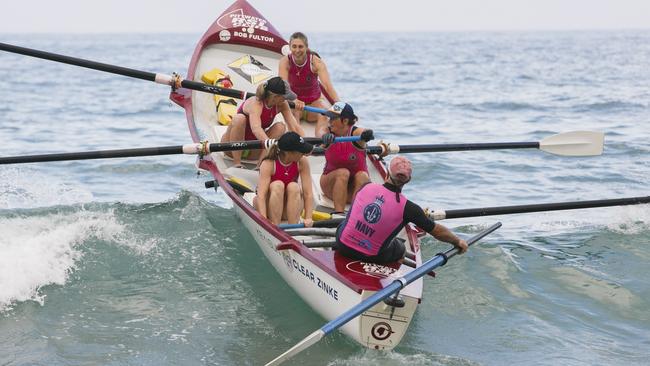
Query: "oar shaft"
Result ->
[[287, 102, 327, 115], [0, 42, 157, 83], [179, 79, 250, 99], [0, 42, 253, 98], [283, 196, 650, 229], [366, 142, 540, 155], [0, 145, 185, 164], [433, 196, 650, 220], [0, 136, 357, 165]]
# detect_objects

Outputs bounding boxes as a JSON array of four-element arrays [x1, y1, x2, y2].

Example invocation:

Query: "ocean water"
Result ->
[[1, 30, 649, 366]]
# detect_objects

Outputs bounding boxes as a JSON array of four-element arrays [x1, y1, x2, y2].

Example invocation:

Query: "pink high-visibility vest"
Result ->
[[337, 183, 406, 256]]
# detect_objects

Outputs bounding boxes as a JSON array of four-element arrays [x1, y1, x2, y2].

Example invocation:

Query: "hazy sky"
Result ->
[[2, 0, 649, 34]]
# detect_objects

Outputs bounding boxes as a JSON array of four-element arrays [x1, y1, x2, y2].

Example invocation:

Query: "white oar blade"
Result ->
[[265, 330, 325, 366], [539, 131, 604, 156]]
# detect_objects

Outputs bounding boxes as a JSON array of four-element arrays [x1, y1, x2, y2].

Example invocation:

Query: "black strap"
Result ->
[[435, 252, 449, 266]]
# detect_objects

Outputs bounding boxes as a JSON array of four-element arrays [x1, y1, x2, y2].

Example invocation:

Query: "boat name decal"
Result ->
[[233, 31, 275, 44], [292, 259, 339, 301]]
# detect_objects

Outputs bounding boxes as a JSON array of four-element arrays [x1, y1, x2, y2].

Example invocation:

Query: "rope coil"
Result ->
[[198, 140, 209, 158], [171, 72, 183, 91]]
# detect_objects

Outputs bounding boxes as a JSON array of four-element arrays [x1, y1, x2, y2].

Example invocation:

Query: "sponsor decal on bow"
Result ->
[[228, 55, 273, 84], [217, 9, 275, 43]]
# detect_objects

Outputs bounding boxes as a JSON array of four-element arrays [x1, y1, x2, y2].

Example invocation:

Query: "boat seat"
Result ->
[[224, 167, 259, 191]]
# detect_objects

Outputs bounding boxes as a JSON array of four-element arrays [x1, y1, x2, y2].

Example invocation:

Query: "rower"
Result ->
[[320, 102, 374, 215], [333, 156, 468, 264], [278, 32, 341, 137], [220, 76, 305, 168], [254, 132, 315, 227]]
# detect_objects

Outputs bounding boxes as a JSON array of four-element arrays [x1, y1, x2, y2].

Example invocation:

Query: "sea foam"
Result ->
[[0, 209, 123, 312]]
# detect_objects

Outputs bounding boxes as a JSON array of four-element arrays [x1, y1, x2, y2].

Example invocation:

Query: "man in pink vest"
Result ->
[[335, 156, 468, 264]]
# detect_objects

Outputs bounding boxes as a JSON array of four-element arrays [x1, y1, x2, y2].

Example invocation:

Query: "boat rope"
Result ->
[[376, 141, 390, 157], [198, 140, 209, 158], [171, 72, 182, 91]]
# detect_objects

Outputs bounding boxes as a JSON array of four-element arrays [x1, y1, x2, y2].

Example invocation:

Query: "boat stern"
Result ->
[[351, 290, 419, 350]]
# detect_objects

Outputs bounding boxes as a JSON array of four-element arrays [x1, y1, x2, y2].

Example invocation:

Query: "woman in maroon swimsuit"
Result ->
[[279, 32, 341, 137], [255, 132, 315, 227], [221, 76, 304, 167], [320, 102, 374, 214]]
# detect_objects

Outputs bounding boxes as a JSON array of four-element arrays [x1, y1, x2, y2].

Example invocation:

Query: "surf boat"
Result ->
[[170, 0, 425, 350]]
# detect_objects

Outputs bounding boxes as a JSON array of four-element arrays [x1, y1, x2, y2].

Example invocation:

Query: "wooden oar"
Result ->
[[265, 222, 502, 366], [0, 136, 359, 165], [0, 42, 328, 115], [362, 131, 604, 157], [280, 195, 650, 229]]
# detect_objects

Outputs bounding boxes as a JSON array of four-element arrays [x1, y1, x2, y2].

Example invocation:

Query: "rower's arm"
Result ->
[[313, 56, 340, 102], [430, 224, 468, 254], [408, 200, 468, 254], [249, 103, 270, 141], [256, 160, 273, 219], [278, 56, 290, 81], [279, 101, 305, 137], [299, 157, 314, 222]]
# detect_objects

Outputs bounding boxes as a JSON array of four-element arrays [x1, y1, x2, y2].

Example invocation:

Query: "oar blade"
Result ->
[[265, 330, 325, 366], [539, 131, 604, 156]]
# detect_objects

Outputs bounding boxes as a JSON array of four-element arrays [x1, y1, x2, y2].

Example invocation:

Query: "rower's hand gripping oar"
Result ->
[[364, 131, 605, 157], [0, 136, 360, 165], [265, 222, 502, 366]]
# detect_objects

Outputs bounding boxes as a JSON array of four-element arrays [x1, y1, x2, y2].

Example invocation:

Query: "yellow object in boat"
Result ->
[[303, 210, 332, 221], [201, 68, 238, 125]]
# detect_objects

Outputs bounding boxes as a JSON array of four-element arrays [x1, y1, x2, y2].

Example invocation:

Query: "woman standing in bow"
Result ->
[[279, 32, 341, 137]]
